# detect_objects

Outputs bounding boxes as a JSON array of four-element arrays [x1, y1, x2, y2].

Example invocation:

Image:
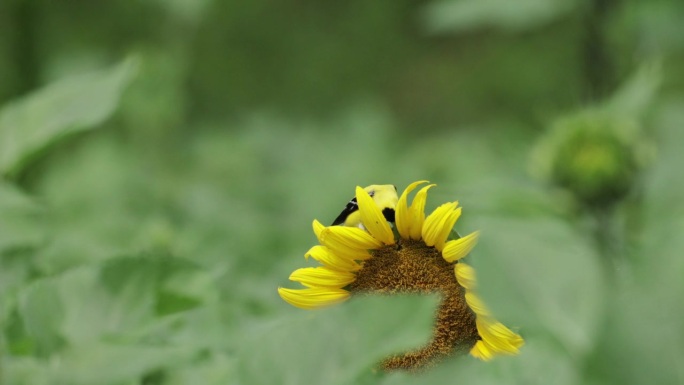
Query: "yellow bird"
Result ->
[[332, 184, 398, 228]]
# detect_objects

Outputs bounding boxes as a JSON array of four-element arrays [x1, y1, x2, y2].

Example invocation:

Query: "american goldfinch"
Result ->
[[332, 184, 398, 228]]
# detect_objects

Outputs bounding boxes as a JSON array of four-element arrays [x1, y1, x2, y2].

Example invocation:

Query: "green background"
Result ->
[[1, 0, 683, 384]]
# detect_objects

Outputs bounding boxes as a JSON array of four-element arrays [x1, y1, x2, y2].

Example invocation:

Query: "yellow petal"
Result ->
[[289, 267, 356, 288], [326, 247, 372, 261], [442, 231, 480, 262], [312, 220, 326, 243], [422, 202, 459, 247], [305, 245, 361, 272], [314, 219, 374, 260], [435, 205, 461, 251], [470, 340, 494, 361], [278, 287, 350, 310], [465, 291, 491, 318], [454, 262, 476, 290], [355, 186, 395, 245], [396, 180, 429, 239], [409, 184, 436, 240], [476, 318, 524, 355], [320, 226, 382, 252]]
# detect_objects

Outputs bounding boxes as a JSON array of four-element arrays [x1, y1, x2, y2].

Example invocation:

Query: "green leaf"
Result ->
[[382, 338, 577, 385], [640, 100, 684, 224], [2, 343, 196, 385], [0, 57, 138, 178], [236, 295, 437, 385], [1, 356, 52, 385], [423, 0, 577, 34], [16, 254, 213, 351], [597, 100, 684, 384], [18, 279, 67, 356], [604, 62, 661, 120], [50, 343, 196, 385], [0, 183, 44, 317], [164, 352, 237, 385], [471, 215, 605, 357], [0, 181, 44, 252]]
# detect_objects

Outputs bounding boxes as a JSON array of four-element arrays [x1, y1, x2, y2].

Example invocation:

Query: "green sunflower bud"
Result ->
[[531, 111, 654, 207]]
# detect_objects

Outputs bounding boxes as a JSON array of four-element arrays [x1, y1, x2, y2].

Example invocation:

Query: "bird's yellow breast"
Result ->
[[335, 184, 398, 228]]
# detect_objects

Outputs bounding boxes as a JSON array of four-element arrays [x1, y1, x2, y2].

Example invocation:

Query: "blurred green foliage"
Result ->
[[1, 0, 684, 384]]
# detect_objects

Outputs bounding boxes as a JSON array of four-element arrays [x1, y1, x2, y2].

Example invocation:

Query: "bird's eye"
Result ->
[[369, 191, 375, 197]]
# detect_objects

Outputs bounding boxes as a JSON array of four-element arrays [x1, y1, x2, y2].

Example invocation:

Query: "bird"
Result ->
[[331, 184, 398, 228]]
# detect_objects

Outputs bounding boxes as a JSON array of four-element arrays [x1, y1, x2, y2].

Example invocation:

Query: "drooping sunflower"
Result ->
[[278, 181, 523, 370]]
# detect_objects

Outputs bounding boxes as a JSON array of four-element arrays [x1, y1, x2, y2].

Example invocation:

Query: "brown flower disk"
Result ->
[[348, 239, 479, 371]]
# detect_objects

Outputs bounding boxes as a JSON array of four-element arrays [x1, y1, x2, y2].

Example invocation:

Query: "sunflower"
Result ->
[[278, 181, 523, 370]]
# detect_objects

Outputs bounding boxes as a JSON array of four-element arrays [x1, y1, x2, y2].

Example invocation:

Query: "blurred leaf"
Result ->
[[17, 254, 214, 352], [164, 352, 237, 385], [0, 184, 43, 329], [640, 100, 684, 252], [29, 137, 156, 274], [0, 57, 138, 178], [50, 343, 195, 385], [586, 279, 684, 385], [0, 182, 44, 252], [139, 302, 231, 352], [1, 356, 52, 385], [18, 278, 67, 355], [604, 62, 661, 120], [423, 0, 577, 34], [594, 100, 684, 384], [382, 338, 577, 385], [236, 295, 437, 385], [471, 214, 605, 358]]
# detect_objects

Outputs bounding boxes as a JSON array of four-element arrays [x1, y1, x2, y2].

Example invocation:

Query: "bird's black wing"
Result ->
[[332, 197, 359, 226], [382, 207, 395, 223]]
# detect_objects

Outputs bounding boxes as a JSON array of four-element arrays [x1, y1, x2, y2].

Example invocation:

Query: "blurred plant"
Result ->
[[0, 57, 138, 180], [1, 0, 683, 383], [529, 63, 660, 283], [530, 65, 659, 208], [531, 112, 647, 207]]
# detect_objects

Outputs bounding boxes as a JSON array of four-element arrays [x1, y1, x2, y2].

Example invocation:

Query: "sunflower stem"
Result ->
[[590, 205, 624, 283], [582, 0, 620, 101]]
